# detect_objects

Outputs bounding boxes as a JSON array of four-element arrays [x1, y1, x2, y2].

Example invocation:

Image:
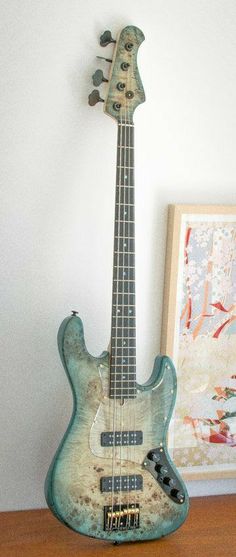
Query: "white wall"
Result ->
[[1, 0, 236, 511]]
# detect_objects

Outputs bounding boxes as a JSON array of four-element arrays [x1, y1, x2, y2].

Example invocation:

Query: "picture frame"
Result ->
[[161, 205, 236, 480]]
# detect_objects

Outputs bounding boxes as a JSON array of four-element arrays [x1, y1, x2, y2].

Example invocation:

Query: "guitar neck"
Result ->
[[110, 121, 136, 399]]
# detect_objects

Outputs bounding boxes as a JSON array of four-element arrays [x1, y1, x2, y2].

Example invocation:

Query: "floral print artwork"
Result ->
[[171, 220, 236, 476]]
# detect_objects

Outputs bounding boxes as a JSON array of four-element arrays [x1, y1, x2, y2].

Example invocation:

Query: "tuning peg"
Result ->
[[88, 89, 104, 106], [100, 30, 116, 47], [96, 55, 112, 63], [92, 69, 108, 87]]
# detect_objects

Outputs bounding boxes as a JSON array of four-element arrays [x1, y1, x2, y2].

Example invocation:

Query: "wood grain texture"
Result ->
[[45, 315, 188, 542], [104, 25, 145, 122], [0, 495, 235, 557]]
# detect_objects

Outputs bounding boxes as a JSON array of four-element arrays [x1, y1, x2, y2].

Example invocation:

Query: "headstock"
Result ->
[[88, 26, 145, 123]]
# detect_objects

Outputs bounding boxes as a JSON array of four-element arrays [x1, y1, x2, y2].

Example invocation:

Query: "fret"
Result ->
[[111, 356, 136, 364], [111, 362, 136, 368], [110, 395, 136, 400], [110, 371, 136, 376], [113, 304, 135, 306], [115, 219, 134, 223], [110, 373, 136, 376], [117, 203, 134, 206], [110, 378, 136, 383], [112, 316, 135, 321], [114, 250, 134, 254], [112, 293, 135, 306], [112, 324, 136, 328], [117, 165, 134, 169], [113, 278, 135, 282], [113, 265, 135, 269], [110, 372, 136, 377], [116, 184, 134, 188], [113, 285, 135, 294], [118, 122, 134, 127], [112, 324, 136, 330], [114, 236, 134, 239], [112, 314, 135, 321], [112, 316, 135, 323], [111, 347, 136, 356], [111, 330, 135, 339], [111, 371, 136, 382], [118, 145, 134, 148], [110, 382, 136, 386], [112, 326, 136, 332]]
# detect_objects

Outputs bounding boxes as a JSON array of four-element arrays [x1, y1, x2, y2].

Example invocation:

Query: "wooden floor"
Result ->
[[0, 495, 235, 557]]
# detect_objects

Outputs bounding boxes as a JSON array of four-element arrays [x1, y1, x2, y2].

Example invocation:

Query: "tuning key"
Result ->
[[92, 69, 108, 87], [88, 89, 104, 106], [100, 30, 116, 47]]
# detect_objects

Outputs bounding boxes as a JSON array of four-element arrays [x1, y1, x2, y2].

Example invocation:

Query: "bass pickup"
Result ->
[[101, 430, 143, 447], [100, 474, 143, 492]]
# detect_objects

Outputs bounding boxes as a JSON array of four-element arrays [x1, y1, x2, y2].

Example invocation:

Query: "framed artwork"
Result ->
[[161, 205, 236, 480]]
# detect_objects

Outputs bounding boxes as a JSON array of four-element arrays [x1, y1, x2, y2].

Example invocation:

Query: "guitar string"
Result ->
[[110, 117, 123, 529], [129, 52, 137, 525], [125, 102, 131, 527], [117, 109, 129, 528], [118, 114, 124, 528], [118, 109, 128, 529], [126, 76, 131, 526]]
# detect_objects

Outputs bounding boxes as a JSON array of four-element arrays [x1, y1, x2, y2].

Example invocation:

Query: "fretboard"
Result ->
[[110, 122, 136, 399]]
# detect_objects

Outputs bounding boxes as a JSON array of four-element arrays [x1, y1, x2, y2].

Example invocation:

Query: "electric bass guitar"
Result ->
[[45, 25, 189, 544]]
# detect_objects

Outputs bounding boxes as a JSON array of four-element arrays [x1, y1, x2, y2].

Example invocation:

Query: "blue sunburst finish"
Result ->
[[45, 315, 189, 543]]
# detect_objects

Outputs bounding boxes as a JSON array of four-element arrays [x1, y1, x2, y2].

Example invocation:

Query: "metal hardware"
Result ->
[[125, 42, 134, 51], [104, 504, 140, 531], [92, 69, 108, 87], [88, 89, 104, 106], [145, 447, 186, 505], [126, 91, 134, 99], [117, 82, 126, 91], [121, 62, 130, 71], [100, 30, 116, 47], [96, 55, 112, 63], [113, 102, 121, 111]]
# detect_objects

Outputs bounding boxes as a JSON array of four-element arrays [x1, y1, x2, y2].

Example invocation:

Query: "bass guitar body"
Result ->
[[45, 315, 189, 543]]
